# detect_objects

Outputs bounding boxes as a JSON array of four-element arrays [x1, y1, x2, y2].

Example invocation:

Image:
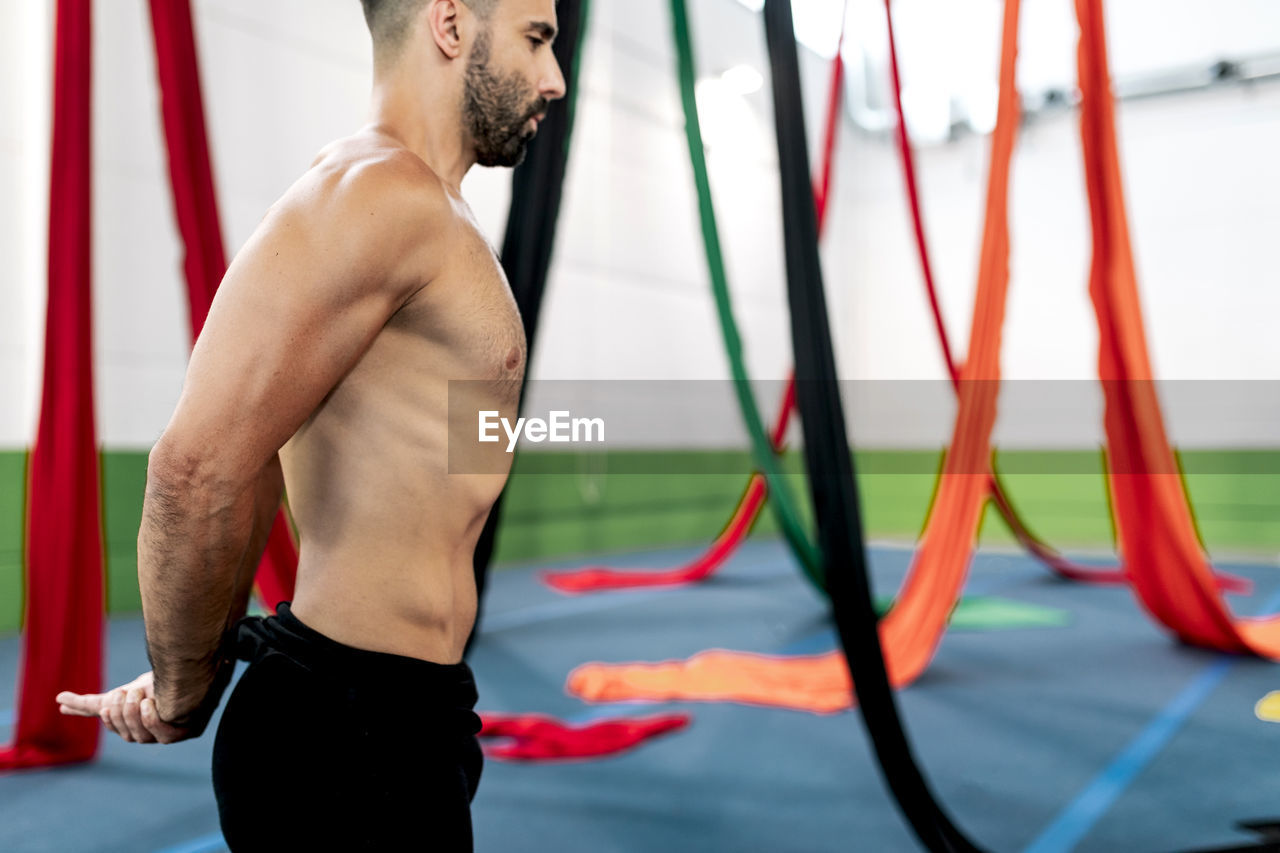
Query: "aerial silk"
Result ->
[[543, 9, 849, 596], [571, 651, 853, 715], [0, 0, 104, 771], [546, 0, 1253, 602], [1076, 0, 1278, 654], [147, 0, 298, 611], [571, 0, 1025, 712], [478, 712, 690, 761], [568, 1, 1274, 825], [654, 0, 825, 586], [568, 599, 1069, 714], [568, 599, 1068, 714], [568, 0, 1020, 841], [882, 0, 1247, 595], [763, 0, 985, 845]]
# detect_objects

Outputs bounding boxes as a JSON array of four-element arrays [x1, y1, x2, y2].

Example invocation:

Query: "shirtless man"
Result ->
[[55, 0, 565, 848]]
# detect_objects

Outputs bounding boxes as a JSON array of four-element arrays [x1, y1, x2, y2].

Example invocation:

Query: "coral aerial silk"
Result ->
[[1076, 0, 1279, 655]]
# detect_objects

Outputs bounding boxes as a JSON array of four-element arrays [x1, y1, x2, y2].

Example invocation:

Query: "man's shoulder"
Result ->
[[249, 134, 456, 298], [301, 136, 455, 234]]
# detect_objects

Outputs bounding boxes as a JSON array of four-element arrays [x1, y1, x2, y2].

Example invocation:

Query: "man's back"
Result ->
[[274, 132, 527, 665]]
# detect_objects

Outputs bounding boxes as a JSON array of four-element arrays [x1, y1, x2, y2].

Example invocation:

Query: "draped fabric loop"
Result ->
[[0, 0, 104, 771], [478, 712, 690, 761], [881, 0, 1249, 594], [1076, 0, 1279, 656]]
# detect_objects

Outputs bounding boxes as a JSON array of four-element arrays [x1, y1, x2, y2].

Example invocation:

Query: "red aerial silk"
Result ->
[[478, 711, 690, 761], [542, 381, 796, 594], [1076, 0, 1276, 654], [542, 25, 846, 596], [0, 0, 104, 770], [147, 0, 298, 610]]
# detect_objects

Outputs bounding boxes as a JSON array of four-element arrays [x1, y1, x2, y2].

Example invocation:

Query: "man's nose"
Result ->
[[541, 57, 567, 102]]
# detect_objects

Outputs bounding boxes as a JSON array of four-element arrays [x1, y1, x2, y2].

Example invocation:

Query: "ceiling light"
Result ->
[[721, 64, 764, 96]]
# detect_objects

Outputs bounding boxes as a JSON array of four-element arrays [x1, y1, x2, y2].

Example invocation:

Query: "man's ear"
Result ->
[[427, 0, 464, 60]]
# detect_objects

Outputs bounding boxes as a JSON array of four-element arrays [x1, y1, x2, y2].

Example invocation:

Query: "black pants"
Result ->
[[212, 603, 483, 852]]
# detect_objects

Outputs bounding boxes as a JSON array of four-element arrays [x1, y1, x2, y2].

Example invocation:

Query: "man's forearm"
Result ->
[[138, 446, 284, 722], [227, 456, 286, 627]]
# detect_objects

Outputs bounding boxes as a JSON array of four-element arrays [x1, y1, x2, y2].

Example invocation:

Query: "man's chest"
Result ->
[[395, 232, 527, 386]]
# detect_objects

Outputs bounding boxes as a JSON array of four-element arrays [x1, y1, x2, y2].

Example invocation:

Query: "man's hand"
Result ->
[[56, 672, 192, 745]]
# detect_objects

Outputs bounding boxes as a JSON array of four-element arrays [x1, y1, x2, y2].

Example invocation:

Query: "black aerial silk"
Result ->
[[760, 1, 984, 850]]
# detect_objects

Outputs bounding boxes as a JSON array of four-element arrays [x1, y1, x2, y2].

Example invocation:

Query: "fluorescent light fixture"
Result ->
[[732, 0, 847, 59], [721, 64, 764, 95], [900, 84, 952, 145], [963, 81, 1000, 135], [694, 77, 767, 158]]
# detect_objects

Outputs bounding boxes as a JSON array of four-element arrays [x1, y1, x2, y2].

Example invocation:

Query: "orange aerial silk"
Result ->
[[570, 651, 854, 715], [567, 0, 1027, 713], [1077, 0, 1280, 656]]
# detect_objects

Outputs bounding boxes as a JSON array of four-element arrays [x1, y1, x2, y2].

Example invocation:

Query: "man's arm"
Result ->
[[143, 155, 448, 723], [132, 153, 449, 728], [226, 455, 286, 629]]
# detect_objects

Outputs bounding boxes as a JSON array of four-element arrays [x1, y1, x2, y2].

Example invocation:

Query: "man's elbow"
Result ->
[[145, 435, 251, 511]]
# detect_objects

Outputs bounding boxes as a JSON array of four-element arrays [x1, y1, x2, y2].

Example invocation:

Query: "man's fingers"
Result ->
[[55, 691, 102, 717], [120, 689, 154, 744], [56, 676, 184, 745], [140, 698, 184, 745], [98, 705, 120, 738], [104, 690, 132, 742]]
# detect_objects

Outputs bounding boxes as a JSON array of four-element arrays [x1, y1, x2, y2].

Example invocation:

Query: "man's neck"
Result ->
[[369, 73, 475, 193]]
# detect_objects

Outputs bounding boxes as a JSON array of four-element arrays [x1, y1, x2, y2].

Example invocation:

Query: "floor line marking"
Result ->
[[153, 832, 226, 853], [1020, 657, 1234, 853], [1021, 586, 1280, 853]]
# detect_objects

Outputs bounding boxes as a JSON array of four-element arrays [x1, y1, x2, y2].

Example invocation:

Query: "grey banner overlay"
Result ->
[[447, 380, 1280, 475]]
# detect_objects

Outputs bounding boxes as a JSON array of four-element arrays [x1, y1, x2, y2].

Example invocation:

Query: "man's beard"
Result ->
[[463, 31, 547, 168]]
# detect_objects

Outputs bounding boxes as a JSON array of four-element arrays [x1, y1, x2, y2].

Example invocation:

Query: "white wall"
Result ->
[[3, 0, 1278, 451], [0, 1, 52, 447], [826, 0, 1280, 447], [537, 0, 1280, 449]]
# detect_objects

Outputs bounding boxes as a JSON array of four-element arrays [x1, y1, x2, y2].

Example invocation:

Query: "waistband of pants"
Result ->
[[230, 602, 478, 710]]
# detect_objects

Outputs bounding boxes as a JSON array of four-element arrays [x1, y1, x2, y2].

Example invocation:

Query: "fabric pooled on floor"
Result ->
[[478, 711, 690, 761]]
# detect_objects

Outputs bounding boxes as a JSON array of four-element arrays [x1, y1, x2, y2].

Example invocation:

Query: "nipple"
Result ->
[[505, 347, 522, 371]]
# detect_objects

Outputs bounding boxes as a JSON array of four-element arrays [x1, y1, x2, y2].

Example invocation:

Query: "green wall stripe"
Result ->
[[102, 451, 146, 615], [0, 452, 24, 634], [1, 448, 1278, 633]]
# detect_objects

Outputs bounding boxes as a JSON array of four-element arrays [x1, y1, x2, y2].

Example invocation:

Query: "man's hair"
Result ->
[[360, 0, 499, 61]]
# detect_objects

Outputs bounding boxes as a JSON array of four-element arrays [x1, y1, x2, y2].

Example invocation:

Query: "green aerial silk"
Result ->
[[668, 0, 824, 588]]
